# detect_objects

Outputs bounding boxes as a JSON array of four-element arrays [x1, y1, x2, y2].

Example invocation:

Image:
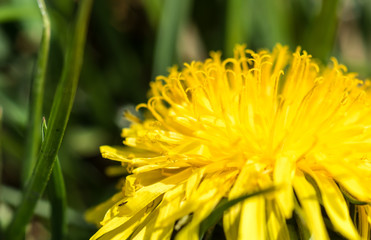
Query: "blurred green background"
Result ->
[[0, 0, 370, 239]]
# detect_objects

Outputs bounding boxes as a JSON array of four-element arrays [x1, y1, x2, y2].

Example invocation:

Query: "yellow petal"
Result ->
[[274, 155, 294, 218], [100, 145, 157, 165], [266, 200, 290, 240], [224, 161, 266, 240], [223, 203, 241, 240], [306, 170, 359, 239], [185, 168, 204, 200], [91, 196, 161, 240], [132, 218, 172, 240], [175, 172, 234, 240], [293, 171, 329, 240], [150, 183, 185, 239], [322, 162, 371, 202], [120, 168, 192, 217], [95, 168, 191, 237], [131, 182, 186, 240], [130, 205, 173, 240], [163, 170, 237, 224], [357, 206, 370, 240], [367, 205, 371, 225], [85, 192, 123, 226], [175, 195, 220, 240], [173, 171, 237, 240], [228, 161, 265, 198], [238, 196, 266, 240]]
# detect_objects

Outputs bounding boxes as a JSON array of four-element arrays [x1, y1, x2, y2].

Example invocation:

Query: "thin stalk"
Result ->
[[5, 0, 93, 239], [43, 118, 67, 240], [22, 0, 51, 186]]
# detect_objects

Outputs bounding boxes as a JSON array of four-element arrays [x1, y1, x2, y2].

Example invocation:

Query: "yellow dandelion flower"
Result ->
[[86, 45, 371, 240]]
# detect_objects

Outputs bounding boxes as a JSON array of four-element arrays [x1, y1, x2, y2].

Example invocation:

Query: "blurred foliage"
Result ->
[[0, 0, 370, 239]]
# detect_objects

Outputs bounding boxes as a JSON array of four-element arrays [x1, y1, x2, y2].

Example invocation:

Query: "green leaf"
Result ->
[[42, 118, 67, 240], [198, 186, 277, 239], [22, 0, 51, 186], [48, 155, 67, 240], [5, 0, 93, 239]]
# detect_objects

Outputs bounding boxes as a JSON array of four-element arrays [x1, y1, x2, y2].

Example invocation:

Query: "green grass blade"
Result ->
[[152, 0, 192, 78], [5, 0, 93, 239], [198, 186, 277, 238], [48, 159, 67, 240], [42, 118, 67, 240], [22, 0, 51, 186]]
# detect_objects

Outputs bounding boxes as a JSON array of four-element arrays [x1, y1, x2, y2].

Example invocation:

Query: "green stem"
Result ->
[[22, 0, 51, 186], [5, 0, 93, 239]]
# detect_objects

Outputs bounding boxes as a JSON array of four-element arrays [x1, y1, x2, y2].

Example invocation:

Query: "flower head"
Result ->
[[86, 45, 371, 240]]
